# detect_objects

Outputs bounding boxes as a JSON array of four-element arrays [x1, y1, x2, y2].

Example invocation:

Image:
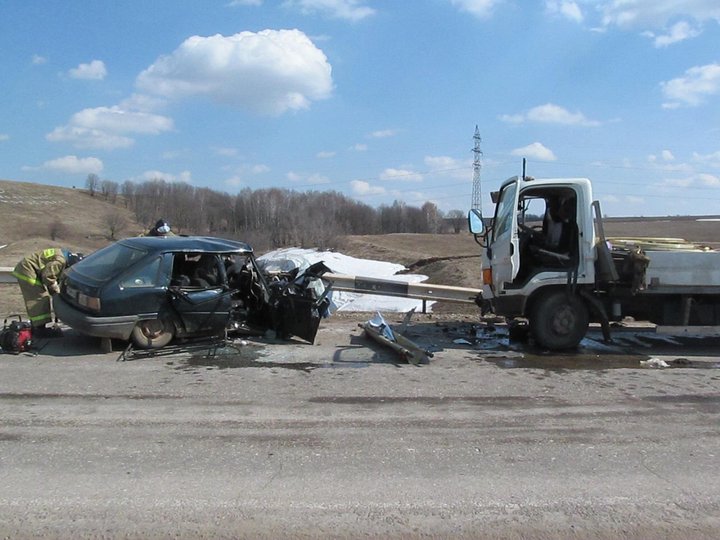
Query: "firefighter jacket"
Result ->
[[12, 248, 67, 295]]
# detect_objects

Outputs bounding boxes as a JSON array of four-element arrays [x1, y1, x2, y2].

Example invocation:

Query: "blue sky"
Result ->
[[1, 0, 719, 217]]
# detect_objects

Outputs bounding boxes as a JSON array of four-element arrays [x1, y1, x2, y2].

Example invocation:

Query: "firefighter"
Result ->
[[12, 248, 83, 338], [142, 218, 175, 237]]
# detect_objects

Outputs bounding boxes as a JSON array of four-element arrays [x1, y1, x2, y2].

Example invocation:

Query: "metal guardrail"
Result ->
[[323, 273, 482, 304], [0, 267, 14, 284]]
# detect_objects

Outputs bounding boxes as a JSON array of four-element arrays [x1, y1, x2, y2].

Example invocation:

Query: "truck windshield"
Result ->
[[492, 181, 517, 241]]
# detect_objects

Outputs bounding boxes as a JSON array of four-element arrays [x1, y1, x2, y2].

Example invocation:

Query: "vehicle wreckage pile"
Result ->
[[48, 236, 447, 358]]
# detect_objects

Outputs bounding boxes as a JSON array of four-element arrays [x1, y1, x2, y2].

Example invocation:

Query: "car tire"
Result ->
[[130, 318, 174, 349]]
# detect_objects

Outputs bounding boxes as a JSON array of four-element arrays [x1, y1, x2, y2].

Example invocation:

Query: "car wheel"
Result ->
[[131, 318, 174, 349]]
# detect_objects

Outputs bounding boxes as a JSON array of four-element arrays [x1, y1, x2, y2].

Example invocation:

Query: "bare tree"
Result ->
[[85, 174, 99, 197], [421, 202, 442, 233], [105, 211, 129, 240], [100, 179, 119, 203], [121, 181, 135, 208], [446, 209, 466, 234]]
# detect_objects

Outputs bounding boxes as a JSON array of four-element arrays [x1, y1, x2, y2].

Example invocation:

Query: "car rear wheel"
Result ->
[[131, 318, 174, 349]]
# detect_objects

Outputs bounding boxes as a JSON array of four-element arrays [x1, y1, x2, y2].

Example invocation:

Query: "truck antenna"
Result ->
[[522, 158, 527, 179]]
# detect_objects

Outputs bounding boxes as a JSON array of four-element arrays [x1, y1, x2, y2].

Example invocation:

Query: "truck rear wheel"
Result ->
[[529, 290, 589, 349]]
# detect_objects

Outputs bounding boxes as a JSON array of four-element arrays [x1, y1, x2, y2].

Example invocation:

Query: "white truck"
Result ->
[[468, 175, 720, 349]]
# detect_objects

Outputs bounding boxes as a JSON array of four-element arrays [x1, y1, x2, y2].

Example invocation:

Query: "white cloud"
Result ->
[[317, 150, 336, 158], [32, 54, 47, 65], [35, 155, 104, 175], [661, 63, 720, 108], [500, 103, 600, 126], [645, 20, 701, 47], [351, 180, 385, 195], [251, 164, 270, 174], [225, 175, 244, 188], [227, 0, 262, 5], [46, 105, 174, 150], [450, 0, 502, 19], [307, 173, 331, 184], [284, 0, 375, 21], [546, 1, 583, 23], [46, 126, 135, 150], [424, 155, 470, 179], [350, 143, 368, 151], [137, 170, 192, 183], [69, 60, 107, 80], [511, 142, 557, 161], [660, 177, 693, 188], [287, 171, 330, 184], [214, 147, 239, 157], [119, 93, 168, 112], [693, 150, 720, 167], [0, 134, 9, 142], [369, 129, 398, 138], [597, 1, 720, 44], [698, 173, 720, 186], [380, 167, 423, 182], [136, 29, 333, 116], [71, 106, 173, 134], [599, 1, 720, 29], [649, 150, 676, 162]]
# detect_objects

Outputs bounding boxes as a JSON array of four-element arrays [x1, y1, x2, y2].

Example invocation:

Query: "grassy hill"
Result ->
[[0, 179, 140, 267]]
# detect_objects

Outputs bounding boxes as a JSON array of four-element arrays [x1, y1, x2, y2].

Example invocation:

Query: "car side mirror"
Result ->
[[468, 208, 484, 235]]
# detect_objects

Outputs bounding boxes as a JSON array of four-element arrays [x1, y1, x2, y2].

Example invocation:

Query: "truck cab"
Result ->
[[470, 176, 611, 349]]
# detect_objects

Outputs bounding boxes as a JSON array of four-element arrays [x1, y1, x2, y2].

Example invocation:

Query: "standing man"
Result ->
[[12, 248, 83, 338]]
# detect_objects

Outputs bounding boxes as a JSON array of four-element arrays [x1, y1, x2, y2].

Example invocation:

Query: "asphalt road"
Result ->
[[2, 316, 720, 539]]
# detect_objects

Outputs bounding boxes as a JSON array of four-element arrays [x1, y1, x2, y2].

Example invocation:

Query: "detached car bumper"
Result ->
[[54, 295, 139, 340]]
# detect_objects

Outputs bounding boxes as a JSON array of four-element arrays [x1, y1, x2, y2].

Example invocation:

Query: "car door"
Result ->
[[268, 261, 331, 343], [168, 253, 233, 335]]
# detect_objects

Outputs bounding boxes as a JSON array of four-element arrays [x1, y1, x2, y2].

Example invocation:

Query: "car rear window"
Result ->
[[72, 243, 149, 282]]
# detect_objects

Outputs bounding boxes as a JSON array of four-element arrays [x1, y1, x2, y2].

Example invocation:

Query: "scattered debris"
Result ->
[[360, 312, 433, 365], [640, 357, 670, 368]]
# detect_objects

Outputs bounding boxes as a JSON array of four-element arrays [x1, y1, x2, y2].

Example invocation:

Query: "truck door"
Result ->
[[489, 180, 520, 290]]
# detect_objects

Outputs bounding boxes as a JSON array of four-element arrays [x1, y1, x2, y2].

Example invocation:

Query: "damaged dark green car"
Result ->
[[55, 236, 331, 349]]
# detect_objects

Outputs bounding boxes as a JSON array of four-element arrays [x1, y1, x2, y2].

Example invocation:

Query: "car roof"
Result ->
[[118, 235, 254, 254]]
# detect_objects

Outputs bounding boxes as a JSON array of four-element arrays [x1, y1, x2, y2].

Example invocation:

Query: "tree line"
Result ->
[[86, 174, 467, 250]]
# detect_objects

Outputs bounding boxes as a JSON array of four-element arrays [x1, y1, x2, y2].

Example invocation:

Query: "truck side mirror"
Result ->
[[468, 209, 485, 235]]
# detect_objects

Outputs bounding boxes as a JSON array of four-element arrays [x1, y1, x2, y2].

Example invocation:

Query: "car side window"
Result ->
[[171, 253, 223, 289], [119, 256, 161, 288]]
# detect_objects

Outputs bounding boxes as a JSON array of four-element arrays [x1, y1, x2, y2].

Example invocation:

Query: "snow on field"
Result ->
[[258, 247, 433, 313]]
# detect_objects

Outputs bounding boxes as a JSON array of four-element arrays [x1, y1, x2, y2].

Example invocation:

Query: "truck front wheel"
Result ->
[[529, 290, 589, 349]]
